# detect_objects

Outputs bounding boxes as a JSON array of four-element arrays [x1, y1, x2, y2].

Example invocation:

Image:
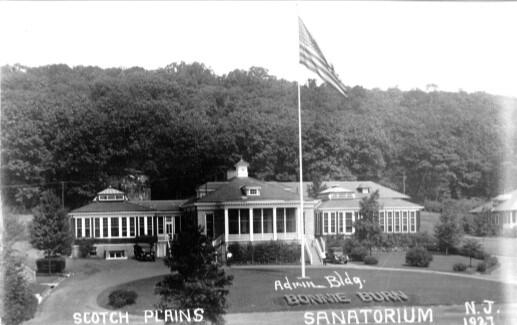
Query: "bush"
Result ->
[[349, 246, 368, 262], [363, 256, 378, 265], [108, 289, 137, 308], [453, 262, 467, 272], [405, 247, 433, 267], [477, 262, 487, 273], [36, 256, 66, 274], [77, 239, 96, 258], [484, 255, 498, 269]]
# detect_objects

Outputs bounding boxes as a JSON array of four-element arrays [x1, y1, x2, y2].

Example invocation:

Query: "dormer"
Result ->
[[356, 184, 370, 194], [318, 186, 355, 201], [93, 187, 128, 202], [241, 185, 261, 197]]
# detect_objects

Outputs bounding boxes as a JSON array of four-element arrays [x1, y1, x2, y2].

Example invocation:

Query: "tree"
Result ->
[[2, 209, 38, 325], [434, 207, 464, 255], [155, 225, 233, 324], [462, 239, 483, 267], [29, 190, 72, 272], [353, 190, 382, 256]]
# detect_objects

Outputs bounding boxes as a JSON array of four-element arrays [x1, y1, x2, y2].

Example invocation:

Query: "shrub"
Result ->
[[477, 262, 487, 273], [453, 262, 467, 272], [36, 256, 66, 274], [77, 239, 96, 258], [484, 255, 498, 269], [363, 256, 378, 265], [349, 246, 368, 262], [108, 289, 137, 308], [405, 247, 433, 267]]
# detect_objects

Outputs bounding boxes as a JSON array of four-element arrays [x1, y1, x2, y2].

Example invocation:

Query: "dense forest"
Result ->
[[2, 63, 516, 210]]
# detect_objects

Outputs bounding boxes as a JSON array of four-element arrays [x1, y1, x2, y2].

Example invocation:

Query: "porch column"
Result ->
[[224, 208, 229, 244], [249, 208, 254, 241], [81, 218, 85, 238], [273, 207, 277, 240]]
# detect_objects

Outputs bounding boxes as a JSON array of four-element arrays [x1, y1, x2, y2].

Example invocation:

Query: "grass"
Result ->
[[357, 251, 484, 273], [97, 266, 514, 314]]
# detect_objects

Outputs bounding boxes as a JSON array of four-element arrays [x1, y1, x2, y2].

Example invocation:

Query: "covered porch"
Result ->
[[203, 206, 303, 243]]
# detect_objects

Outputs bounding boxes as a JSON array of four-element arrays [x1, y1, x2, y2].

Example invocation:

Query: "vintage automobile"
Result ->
[[324, 246, 349, 264], [133, 243, 156, 262]]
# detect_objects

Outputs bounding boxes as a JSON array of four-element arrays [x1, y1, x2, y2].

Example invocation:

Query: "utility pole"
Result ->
[[402, 171, 406, 194]]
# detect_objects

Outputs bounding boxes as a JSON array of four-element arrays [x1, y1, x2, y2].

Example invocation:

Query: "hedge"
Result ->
[[36, 256, 66, 274], [108, 289, 138, 308], [227, 241, 307, 264]]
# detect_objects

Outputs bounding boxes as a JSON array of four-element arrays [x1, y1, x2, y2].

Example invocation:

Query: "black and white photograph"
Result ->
[[1, 1, 517, 325]]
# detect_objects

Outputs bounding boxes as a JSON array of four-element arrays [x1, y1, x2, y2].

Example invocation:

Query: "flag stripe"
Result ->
[[298, 17, 347, 97]]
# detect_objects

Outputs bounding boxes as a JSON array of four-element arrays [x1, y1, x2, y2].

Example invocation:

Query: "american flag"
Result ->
[[299, 17, 348, 97]]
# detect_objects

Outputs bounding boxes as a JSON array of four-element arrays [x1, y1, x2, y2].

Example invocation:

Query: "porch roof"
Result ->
[[69, 201, 154, 214]]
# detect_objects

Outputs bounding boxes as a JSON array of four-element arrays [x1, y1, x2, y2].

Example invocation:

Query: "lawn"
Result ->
[[356, 251, 485, 273], [98, 266, 514, 314]]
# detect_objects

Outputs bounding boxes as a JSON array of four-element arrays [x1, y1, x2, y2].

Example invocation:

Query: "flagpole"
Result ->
[[296, 11, 306, 279]]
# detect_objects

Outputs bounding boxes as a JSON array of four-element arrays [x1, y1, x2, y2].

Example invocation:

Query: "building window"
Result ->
[[76, 218, 82, 238], [345, 212, 353, 233], [253, 209, 262, 234], [122, 218, 127, 237], [111, 217, 119, 237], [513, 211, 516, 224], [263, 209, 273, 233], [147, 217, 153, 235], [323, 212, 329, 234], [139, 217, 145, 236], [95, 218, 100, 238], [394, 211, 400, 232], [158, 216, 164, 234], [387, 212, 393, 232], [402, 211, 408, 232], [276, 208, 285, 233], [330, 212, 336, 234], [338, 212, 344, 233], [249, 189, 258, 195], [229, 209, 239, 235], [102, 218, 108, 238], [379, 211, 385, 232], [85, 219, 90, 237], [410, 211, 416, 232], [286, 209, 296, 233], [130, 217, 135, 236], [240, 209, 249, 234]]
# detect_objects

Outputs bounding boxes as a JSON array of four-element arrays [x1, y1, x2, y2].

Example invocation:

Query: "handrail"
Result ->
[[304, 238, 313, 265]]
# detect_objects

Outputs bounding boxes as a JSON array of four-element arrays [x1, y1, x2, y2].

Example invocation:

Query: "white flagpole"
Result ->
[[296, 8, 306, 279]]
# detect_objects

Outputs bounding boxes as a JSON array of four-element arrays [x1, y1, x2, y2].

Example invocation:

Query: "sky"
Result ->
[[1, 1, 517, 98]]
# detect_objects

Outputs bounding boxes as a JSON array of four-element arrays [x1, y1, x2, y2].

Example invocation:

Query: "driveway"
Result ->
[[25, 258, 170, 325]]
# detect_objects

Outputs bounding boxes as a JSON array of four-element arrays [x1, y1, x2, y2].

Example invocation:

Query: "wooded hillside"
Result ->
[[2, 63, 516, 209]]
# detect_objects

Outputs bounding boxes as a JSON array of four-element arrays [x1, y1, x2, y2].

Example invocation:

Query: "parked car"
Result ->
[[134, 243, 156, 262], [324, 247, 349, 264]]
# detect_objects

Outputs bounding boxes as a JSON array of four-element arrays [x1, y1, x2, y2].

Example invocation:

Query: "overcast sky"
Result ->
[[1, 1, 516, 97]]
